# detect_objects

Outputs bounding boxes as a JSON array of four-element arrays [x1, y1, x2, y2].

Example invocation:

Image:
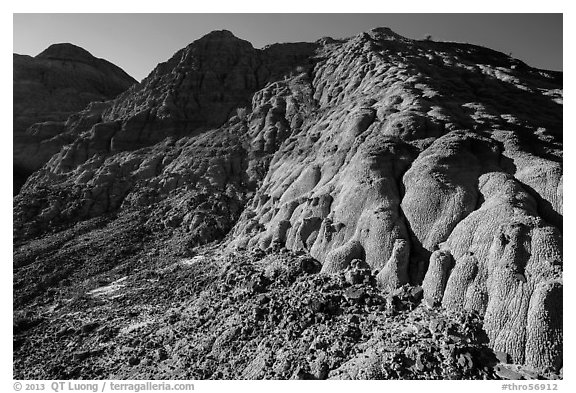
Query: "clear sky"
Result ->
[[13, 14, 562, 82]]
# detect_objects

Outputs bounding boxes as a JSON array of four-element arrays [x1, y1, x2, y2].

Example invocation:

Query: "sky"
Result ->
[[13, 14, 562, 82]]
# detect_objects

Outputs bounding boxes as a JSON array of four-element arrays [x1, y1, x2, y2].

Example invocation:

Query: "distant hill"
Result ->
[[13, 43, 137, 192]]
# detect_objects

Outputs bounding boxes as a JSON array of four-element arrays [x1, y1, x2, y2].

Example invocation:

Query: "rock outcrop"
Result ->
[[13, 43, 137, 191], [14, 28, 562, 373]]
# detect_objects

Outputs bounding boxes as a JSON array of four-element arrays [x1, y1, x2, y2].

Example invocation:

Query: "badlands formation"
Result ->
[[13, 43, 137, 191], [14, 28, 562, 379]]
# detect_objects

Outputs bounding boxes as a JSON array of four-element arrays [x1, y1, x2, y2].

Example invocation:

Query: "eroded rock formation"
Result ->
[[13, 43, 137, 191], [14, 28, 562, 372]]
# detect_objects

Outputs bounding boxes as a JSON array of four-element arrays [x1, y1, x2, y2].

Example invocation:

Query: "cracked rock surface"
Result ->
[[14, 28, 562, 378]]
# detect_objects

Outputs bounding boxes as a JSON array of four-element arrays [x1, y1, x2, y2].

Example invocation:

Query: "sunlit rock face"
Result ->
[[14, 28, 562, 370]]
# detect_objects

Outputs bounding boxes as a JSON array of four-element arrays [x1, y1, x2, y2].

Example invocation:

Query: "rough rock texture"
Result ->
[[14, 28, 562, 376], [14, 246, 547, 380], [376, 239, 410, 291], [14, 43, 137, 191], [422, 250, 454, 306], [321, 240, 365, 274]]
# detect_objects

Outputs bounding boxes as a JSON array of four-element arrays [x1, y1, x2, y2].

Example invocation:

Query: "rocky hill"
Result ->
[[13, 43, 137, 192], [13, 28, 562, 379]]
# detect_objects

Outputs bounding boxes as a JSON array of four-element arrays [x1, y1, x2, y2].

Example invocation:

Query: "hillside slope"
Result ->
[[13, 43, 137, 192], [14, 28, 562, 378]]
